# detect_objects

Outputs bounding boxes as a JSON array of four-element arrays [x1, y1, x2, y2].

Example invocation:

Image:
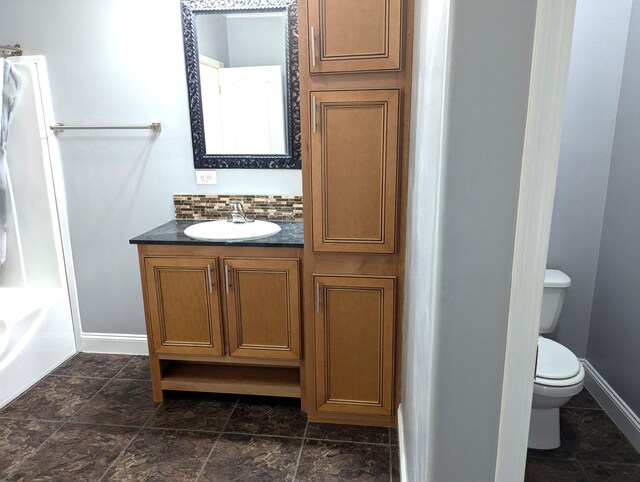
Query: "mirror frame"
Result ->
[[181, 0, 301, 169]]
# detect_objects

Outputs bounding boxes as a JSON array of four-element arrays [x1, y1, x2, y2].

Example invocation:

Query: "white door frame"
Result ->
[[494, 1, 577, 480]]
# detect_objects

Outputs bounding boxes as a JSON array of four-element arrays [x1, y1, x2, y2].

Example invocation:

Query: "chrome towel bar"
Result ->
[[50, 123, 161, 133]]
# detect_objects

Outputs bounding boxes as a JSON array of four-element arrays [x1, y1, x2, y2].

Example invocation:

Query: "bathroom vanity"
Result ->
[[130, 221, 304, 402], [131, 0, 414, 428]]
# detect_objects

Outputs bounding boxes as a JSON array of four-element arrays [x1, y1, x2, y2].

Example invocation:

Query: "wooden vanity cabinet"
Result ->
[[144, 257, 224, 356], [314, 275, 396, 416], [224, 258, 301, 360], [307, 0, 403, 73], [137, 245, 303, 402], [310, 90, 400, 253], [299, 0, 414, 427]]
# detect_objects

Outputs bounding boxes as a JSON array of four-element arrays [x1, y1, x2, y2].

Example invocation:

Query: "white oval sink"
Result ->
[[184, 220, 281, 241]]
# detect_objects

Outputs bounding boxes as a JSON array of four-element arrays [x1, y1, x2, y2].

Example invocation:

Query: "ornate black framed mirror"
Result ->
[[181, 0, 300, 169]]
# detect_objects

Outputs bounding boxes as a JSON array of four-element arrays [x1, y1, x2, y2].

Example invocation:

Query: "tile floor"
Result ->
[[0, 353, 399, 481], [2, 353, 638, 481], [525, 389, 640, 481]]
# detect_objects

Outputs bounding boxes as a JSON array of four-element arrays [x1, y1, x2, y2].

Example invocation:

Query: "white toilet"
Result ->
[[528, 269, 585, 450]]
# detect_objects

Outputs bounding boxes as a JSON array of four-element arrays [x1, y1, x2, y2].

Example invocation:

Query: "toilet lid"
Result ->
[[536, 337, 581, 380]]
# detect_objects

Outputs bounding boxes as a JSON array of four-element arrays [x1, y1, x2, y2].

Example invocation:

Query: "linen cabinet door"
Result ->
[[311, 90, 400, 253], [224, 258, 301, 360], [307, 0, 403, 73], [314, 275, 395, 416], [144, 257, 223, 356]]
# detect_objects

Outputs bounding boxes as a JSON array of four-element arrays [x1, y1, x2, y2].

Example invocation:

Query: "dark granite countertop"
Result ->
[[129, 220, 303, 248]]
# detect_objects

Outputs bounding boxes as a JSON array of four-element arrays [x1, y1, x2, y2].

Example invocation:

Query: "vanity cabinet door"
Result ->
[[144, 257, 223, 356], [224, 258, 301, 360], [314, 275, 395, 416], [311, 90, 399, 253], [307, 0, 402, 73]]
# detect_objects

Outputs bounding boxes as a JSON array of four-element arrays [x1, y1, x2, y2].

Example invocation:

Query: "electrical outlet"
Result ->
[[195, 170, 217, 185]]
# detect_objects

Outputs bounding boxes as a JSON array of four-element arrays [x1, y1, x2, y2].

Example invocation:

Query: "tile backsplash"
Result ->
[[174, 194, 303, 221]]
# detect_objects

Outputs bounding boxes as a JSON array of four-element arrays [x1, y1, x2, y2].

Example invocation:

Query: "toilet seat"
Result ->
[[534, 365, 584, 397], [535, 337, 584, 388]]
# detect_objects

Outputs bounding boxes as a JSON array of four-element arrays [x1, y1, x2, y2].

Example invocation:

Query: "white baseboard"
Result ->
[[397, 403, 408, 482], [581, 359, 640, 452], [80, 332, 149, 356]]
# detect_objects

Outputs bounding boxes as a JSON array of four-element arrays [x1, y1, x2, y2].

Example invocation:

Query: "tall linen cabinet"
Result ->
[[299, 0, 414, 427]]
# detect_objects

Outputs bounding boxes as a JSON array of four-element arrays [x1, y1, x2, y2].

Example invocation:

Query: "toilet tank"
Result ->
[[539, 269, 571, 334]]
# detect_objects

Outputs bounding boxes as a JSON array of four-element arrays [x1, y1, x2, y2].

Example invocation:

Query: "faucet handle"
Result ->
[[227, 200, 253, 223], [229, 200, 244, 212]]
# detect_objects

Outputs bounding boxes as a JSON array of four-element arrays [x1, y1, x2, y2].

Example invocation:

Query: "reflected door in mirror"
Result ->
[[201, 62, 287, 154]]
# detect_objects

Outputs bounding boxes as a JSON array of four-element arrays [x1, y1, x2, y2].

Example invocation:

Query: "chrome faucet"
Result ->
[[227, 201, 253, 223]]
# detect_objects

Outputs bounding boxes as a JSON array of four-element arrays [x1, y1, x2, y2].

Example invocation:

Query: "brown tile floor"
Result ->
[[0, 353, 399, 481], [526, 389, 640, 481], [2, 353, 638, 481]]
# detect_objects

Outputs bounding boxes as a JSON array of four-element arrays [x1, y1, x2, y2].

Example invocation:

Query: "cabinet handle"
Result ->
[[312, 95, 317, 134], [225, 264, 231, 295], [207, 264, 213, 294], [316, 282, 321, 313], [310, 26, 317, 67]]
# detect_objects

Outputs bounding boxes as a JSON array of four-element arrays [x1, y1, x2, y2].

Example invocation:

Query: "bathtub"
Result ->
[[0, 56, 78, 408], [0, 288, 75, 408]]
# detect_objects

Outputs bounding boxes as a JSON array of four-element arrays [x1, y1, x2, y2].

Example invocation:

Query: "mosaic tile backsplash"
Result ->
[[174, 194, 303, 221]]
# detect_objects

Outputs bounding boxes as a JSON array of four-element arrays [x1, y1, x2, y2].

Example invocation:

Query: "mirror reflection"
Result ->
[[195, 12, 288, 155]]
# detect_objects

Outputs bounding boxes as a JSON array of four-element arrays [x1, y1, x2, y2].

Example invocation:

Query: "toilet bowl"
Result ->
[[529, 336, 584, 449], [528, 270, 585, 450]]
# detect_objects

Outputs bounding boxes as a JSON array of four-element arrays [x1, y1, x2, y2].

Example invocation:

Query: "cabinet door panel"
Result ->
[[311, 90, 399, 253], [314, 275, 395, 415], [145, 257, 223, 355], [225, 258, 301, 360], [308, 0, 402, 72]]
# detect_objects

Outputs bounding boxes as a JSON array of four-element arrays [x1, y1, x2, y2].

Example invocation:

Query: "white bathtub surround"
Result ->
[[0, 56, 79, 408], [0, 288, 75, 407], [0, 59, 21, 274]]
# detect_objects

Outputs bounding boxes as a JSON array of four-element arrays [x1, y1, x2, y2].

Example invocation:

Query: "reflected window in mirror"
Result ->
[[182, 0, 300, 169]]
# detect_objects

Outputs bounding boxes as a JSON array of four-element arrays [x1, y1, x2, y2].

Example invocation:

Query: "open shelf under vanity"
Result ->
[[159, 361, 301, 398]]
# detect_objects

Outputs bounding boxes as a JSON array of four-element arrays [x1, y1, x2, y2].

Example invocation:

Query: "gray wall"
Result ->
[[196, 14, 230, 66], [429, 1, 536, 479], [0, 0, 301, 336], [226, 16, 286, 68], [547, 0, 633, 357], [196, 14, 286, 70], [587, 0, 640, 415], [402, 0, 536, 479]]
